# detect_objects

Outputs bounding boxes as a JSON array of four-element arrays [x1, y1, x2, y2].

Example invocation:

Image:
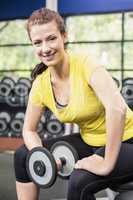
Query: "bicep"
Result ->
[[23, 100, 45, 132]]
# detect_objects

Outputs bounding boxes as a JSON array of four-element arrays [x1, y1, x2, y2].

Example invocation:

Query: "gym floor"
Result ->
[[0, 151, 108, 200]]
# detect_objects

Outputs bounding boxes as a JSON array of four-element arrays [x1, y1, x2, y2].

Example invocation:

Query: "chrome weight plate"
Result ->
[[26, 147, 57, 188], [50, 141, 79, 178]]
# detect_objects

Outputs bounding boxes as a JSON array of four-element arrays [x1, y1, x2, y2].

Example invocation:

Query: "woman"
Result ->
[[14, 7, 133, 200]]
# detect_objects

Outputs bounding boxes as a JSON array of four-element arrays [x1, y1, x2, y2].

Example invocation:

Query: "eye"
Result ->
[[33, 40, 41, 46], [48, 36, 57, 41]]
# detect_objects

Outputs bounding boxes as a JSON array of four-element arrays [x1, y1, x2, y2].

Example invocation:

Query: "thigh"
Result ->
[[68, 168, 111, 200], [95, 142, 133, 186]]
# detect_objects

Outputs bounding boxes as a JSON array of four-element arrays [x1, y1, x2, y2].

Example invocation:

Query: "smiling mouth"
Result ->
[[42, 52, 56, 59]]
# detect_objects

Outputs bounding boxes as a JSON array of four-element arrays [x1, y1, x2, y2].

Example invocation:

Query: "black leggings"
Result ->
[[14, 134, 133, 200]]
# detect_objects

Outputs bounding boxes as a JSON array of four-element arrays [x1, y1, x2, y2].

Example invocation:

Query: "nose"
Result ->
[[42, 43, 51, 55]]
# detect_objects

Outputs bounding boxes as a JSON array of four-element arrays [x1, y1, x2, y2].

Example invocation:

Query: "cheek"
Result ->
[[54, 38, 65, 49], [34, 47, 41, 56]]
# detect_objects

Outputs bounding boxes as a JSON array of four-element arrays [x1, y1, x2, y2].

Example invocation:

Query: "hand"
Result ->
[[75, 154, 112, 176], [56, 159, 62, 171]]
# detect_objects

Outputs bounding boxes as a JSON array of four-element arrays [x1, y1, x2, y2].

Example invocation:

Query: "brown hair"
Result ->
[[27, 7, 66, 80]]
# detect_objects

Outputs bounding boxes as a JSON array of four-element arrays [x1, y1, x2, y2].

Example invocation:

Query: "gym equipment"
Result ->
[[10, 112, 24, 137], [26, 141, 79, 188], [114, 182, 133, 200], [1, 76, 15, 89], [45, 119, 64, 136], [37, 114, 46, 137], [0, 111, 11, 136], [0, 118, 8, 136], [0, 111, 11, 123], [122, 77, 133, 85], [17, 77, 32, 90], [106, 182, 133, 200], [0, 77, 15, 102], [51, 141, 78, 179], [14, 82, 29, 98], [0, 82, 11, 98], [37, 121, 44, 135], [5, 94, 20, 107], [121, 84, 133, 100], [121, 78, 133, 110]]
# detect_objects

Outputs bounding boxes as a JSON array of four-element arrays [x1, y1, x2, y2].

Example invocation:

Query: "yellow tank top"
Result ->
[[29, 51, 133, 146]]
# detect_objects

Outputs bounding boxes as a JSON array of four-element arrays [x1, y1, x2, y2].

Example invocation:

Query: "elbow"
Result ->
[[22, 127, 30, 138], [121, 104, 127, 116], [22, 128, 26, 138], [22, 127, 36, 138], [117, 102, 127, 116]]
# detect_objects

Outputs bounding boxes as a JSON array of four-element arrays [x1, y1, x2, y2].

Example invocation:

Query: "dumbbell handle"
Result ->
[[56, 157, 66, 171]]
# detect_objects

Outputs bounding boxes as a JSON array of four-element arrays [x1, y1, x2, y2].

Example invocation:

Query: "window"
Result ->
[[66, 12, 133, 86]]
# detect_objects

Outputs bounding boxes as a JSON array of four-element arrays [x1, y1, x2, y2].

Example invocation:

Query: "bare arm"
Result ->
[[89, 67, 127, 173], [75, 65, 127, 175], [22, 100, 44, 150]]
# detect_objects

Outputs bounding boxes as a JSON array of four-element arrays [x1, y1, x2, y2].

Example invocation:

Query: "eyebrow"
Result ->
[[32, 33, 57, 43], [46, 34, 57, 40]]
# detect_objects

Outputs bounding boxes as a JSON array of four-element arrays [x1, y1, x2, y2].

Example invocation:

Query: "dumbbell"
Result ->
[[1, 76, 16, 89], [17, 77, 32, 90], [10, 112, 24, 137], [45, 119, 64, 137], [37, 114, 46, 136], [26, 141, 79, 188], [0, 111, 11, 136], [0, 82, 11, 98], [0, 77, 15, 100], [14, 82, 29, 98]]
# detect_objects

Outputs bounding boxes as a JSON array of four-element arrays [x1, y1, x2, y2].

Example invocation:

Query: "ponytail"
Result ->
[[31, 62, 48, 81]]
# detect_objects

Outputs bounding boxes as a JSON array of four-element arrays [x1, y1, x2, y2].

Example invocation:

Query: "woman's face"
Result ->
[[30, 20, 67, 67]]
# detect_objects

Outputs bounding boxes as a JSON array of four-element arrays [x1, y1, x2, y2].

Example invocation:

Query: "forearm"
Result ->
[[104, 106, 126, 171], [23, 130, 43, 151]]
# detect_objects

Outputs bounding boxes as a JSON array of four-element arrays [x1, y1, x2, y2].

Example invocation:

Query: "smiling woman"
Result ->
[[30, 21, 67, 67], [13, 7, 133, 200]]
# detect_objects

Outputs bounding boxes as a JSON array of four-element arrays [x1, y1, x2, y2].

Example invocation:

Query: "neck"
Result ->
[[49, 52, 69, 82]]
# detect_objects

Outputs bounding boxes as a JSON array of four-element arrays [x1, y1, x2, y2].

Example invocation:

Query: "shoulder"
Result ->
[[68, 50, 101, 80], [32, 69, 49, 88], [68, 50, 98, 67]]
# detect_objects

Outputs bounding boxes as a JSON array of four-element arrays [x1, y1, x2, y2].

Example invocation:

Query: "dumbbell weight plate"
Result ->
[[2, 76, 15, 89], [15, 112, 25, 120], [50, 141, 79, 179], [121, 85, 133, 100], [10, 119, 23, 135], [14, 82, 29, 97], [46, 119, 64, 136], [0, 119, 8, 135], [0, 82, 11, 97], [26, 147, 57, 188], [18, 77, 32, 89], [5, 94, 20, 107], [0, 111, 11, 123]]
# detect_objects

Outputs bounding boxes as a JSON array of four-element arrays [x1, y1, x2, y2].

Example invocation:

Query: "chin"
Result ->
[[42, 59, 60, 67]]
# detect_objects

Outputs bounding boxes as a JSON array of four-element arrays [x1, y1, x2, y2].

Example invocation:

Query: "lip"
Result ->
[[42, 52, 56, 61], [42, 52, 56, 58]]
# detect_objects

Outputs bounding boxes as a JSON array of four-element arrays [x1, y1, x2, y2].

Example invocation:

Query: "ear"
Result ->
[[62, 32, 68, 44]]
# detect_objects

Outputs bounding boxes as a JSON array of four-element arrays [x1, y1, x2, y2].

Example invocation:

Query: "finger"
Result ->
[[75, 161, 83, 169]]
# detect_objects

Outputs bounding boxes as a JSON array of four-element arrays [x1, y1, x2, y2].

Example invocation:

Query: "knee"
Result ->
[[68, 169, 92, 195], [67, 169, 98, 200], [14, 144, 31, 182], [14, 144, 29, 167]]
